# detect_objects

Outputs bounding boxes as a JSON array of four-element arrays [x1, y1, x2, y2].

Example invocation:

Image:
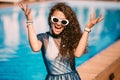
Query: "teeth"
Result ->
[[55, 26, 61, 29]]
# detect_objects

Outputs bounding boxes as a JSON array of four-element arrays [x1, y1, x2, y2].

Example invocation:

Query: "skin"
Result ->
[[51, 10, 66, 35], [18, 2, 103, 57]]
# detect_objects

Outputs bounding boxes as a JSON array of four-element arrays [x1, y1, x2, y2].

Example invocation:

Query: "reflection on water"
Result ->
[[0, 48, 17, 61], [0, 1, 120, 80]]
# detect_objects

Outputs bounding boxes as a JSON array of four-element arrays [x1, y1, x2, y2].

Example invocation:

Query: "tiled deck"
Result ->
[[77, 40, 120, 80]]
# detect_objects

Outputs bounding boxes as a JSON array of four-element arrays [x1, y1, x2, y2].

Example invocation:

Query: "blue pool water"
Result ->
[[0, 1, 120, 80]]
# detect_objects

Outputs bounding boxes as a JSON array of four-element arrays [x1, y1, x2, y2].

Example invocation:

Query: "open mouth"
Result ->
[[55, 26, 62, 29]]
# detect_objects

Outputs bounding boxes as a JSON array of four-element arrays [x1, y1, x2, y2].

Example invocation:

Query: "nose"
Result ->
[[57, 21, 62, 26]]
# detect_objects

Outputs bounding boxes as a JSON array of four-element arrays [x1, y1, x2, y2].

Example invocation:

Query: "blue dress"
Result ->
[[37, 32, 81, 80]]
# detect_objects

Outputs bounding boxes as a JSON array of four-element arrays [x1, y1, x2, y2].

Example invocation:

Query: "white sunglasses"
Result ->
[[51, 16, 69, 26]]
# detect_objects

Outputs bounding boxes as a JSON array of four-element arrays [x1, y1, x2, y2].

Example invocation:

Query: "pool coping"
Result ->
[[77, 40, 120, 80]]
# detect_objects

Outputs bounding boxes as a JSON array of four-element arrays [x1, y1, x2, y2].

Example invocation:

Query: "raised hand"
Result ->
[[18, 2, 33, 20], [86, 12, 104, 29]]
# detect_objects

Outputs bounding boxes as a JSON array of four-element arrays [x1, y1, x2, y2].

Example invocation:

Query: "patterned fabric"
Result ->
[[37, 32, 81, 80]]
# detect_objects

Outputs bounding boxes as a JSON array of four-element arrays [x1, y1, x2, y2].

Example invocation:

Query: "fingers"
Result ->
[[98, 14, 104, 22], [26, 3, 29, 11], [18, 2, 29, 11], [18, 2, 25, 11], [87, 12, 104, 28], [96, 14, 104, 23], [18, 2, 31, 15], [89, 13, 97, 25], [98, 17, 104, 22], [90, 12, 97, 22], [26, 4, 29, 15], [89, 13, 104, 28], [28, 9, 32, 15], [90, 14, 92, 21], [93, 12, 96, 20]]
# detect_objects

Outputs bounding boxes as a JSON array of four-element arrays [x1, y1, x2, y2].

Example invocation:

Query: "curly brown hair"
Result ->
[[48, 2, 83, 60]]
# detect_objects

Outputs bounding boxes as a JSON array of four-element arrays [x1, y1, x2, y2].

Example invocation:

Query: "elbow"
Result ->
[[32, 48, 40, 52], [31, 46, 41, 52], [30, 42, 42, 52], [74, 54, 82, 58], [74, 52, 83, 58], [74, 48, 86, 57]]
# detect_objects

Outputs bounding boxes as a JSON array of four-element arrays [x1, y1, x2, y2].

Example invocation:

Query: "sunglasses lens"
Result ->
[[53, 18, 58, 23], [51, 16, 69, 26], [61, 20, 67, 25]]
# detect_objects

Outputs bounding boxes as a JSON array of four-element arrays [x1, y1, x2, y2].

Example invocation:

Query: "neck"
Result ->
[[49, 31, 61, 39]]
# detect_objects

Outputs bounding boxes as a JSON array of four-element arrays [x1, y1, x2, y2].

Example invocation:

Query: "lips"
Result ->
[[55, 26, 62, 29], [54, 26, 63, 33]]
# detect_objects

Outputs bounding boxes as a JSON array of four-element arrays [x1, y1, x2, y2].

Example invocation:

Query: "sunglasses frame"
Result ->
[[51, 16, 69, 26]]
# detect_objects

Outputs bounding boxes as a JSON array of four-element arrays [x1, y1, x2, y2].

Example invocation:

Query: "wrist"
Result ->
[[27, 17, 33, 21], [26, 20, 33, 26], [84, 27, 91, 33]]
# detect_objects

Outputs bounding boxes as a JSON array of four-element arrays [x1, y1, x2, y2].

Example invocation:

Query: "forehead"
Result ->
[[52, 10, 66, 19]]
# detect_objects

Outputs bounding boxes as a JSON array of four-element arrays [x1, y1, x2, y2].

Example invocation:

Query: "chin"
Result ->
[[52, 31, 62, 37], [54, 32, 61, 36], [52, 30, 61, 35]]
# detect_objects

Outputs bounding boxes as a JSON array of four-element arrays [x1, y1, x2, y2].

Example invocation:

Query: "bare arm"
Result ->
[[27, 24, 42, 52], [18, 2, 42, 52], [74, 13, 104, 57]]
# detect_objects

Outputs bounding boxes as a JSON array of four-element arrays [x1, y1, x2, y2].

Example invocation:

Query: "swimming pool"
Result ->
[[0, 1, 120, 80]]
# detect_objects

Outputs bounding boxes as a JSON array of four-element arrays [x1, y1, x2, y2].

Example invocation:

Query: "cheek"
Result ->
[[60, 27, 65, 31], [58, 27, 65, 34], [51, 24, 55, 30]]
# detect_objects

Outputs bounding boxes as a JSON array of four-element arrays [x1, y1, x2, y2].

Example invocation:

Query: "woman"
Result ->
[[18, 2, 103, 80]]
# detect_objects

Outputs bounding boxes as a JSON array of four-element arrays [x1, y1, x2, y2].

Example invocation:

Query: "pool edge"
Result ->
[[77, 40, 120, 80]]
